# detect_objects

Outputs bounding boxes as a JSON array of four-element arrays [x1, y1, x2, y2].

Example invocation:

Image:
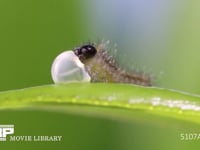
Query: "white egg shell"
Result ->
[[51, 51, 91, 84]]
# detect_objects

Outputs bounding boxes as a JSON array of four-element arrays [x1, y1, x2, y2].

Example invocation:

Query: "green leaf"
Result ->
[[0, 83, 200, 126]]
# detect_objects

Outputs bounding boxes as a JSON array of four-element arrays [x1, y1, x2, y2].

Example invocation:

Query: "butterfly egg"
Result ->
[[51, 51, 91, 84]]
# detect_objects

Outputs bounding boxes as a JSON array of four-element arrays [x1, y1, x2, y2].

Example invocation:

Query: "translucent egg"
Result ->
[[51, 51, 91, 84]]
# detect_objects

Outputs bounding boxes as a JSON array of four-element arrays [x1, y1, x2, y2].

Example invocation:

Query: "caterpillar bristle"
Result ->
[[79, 40, 152, 86]]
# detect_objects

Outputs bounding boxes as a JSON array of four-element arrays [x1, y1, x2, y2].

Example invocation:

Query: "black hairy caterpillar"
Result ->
[[73, 41, 152, 86]]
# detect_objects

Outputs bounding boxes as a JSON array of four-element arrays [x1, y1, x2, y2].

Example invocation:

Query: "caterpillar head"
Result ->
[[74, 44, 97, 61]]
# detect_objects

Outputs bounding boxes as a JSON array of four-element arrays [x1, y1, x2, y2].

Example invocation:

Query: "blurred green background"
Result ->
[[1, 0, 200, 149]]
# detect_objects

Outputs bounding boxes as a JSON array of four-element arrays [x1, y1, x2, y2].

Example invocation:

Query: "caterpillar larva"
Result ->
[[51, 41, 152, 86]]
